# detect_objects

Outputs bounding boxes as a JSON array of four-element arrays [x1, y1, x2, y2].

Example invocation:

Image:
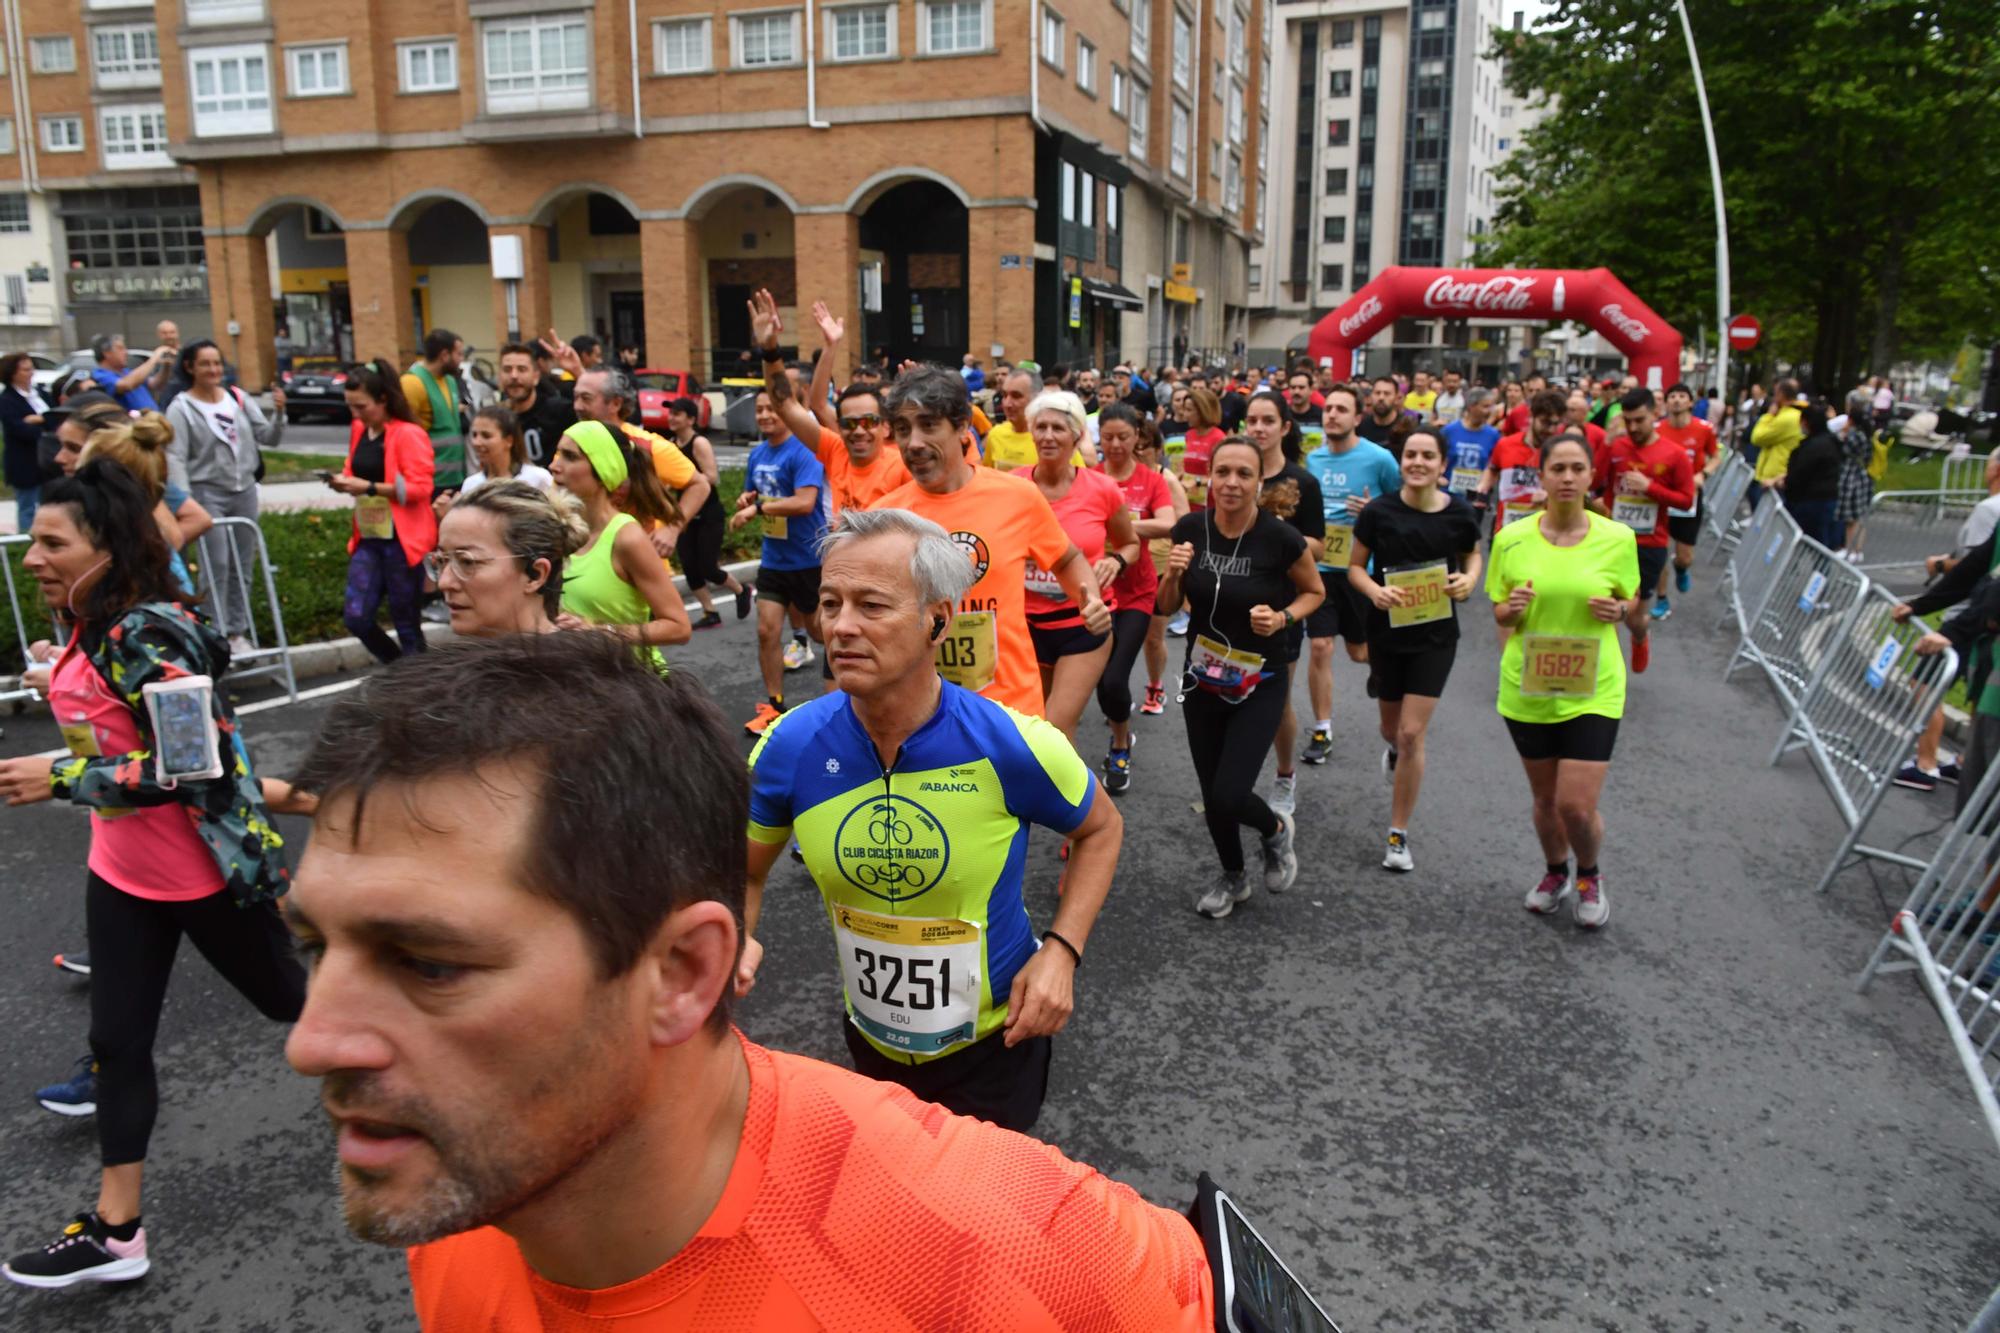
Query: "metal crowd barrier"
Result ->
[[0, 532, 42, 708], [1857, 750, 2000, 1159], [1940, 451, 1988, 496], [1722, 527, 1870, 712], [1694, 452, 1756, 564], [1718, 490, 1801, 640], [1766, 585, 1958, 895], [1852, 488, 1987, 585], [190, 516, 298, 701]]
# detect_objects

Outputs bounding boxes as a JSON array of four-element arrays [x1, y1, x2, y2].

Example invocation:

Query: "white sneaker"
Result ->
[[227, 634, 255, 658], [1525, 870, 1572, 914], [1196, 872, 1252, 919], [782, 638, 813, 671], [1269, 773, 1297, 817], [1573, 874, 1609, 928], [1382, 829, 1413, 872], [1261, 812, 1297, 893]]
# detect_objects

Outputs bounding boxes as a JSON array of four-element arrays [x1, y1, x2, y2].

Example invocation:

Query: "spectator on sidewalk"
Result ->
[[148, 320, 182, 406], [88, 333, 167, 412], [1, 351, 51, 531]]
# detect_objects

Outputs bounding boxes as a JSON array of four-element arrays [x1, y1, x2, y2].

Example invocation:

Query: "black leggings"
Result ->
[[1094, 608, 1153, 725], [1181, 671, 1287, 875], [86, 873, 306, 1166]]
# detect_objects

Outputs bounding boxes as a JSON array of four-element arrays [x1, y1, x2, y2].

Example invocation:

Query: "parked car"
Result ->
[[632, 369, 711, 433], [33, 351, 92, 396], [281, 360, 351, 423]]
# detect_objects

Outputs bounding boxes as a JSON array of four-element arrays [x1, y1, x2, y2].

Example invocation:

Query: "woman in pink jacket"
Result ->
[[328, 359, 436, 662]]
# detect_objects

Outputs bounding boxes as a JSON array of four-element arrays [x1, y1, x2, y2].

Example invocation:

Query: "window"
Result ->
[[99, 104, 170, 168], [286, 43, 347, 96], [1227, 82, 1243, 142], [62, 186, 205, 267], [184, 0, 265, 25], [1077, 38, 1096, 91], [92, 25, 159, 89], [1130, 0, 1149, 63], [1080, 169, 1093, 226], [1106, 184, 1119, 231], [1410, 212, 1438, 239], [1321, 264, 1343, 289], [0, 122, 13, 157], [1353, 263, 1369, 285], [1248, 262, 1261, 286], [3, 275, 24, 317], [1322, 216, 1346, 242], [1061, 160, 1075, 221], [1420, 8, 1446, 28], [1354, 214, 1371, 240], [1210, 139, 1221, 178], [1358, 113, 1375, 137], [1040, 7, 1063, 70], [1327, 118, 1348, 146], [1412, 112, 1439, 137], [1357, 163, 1373, 187], [1169, 101, 1189, 177], [828, 4, 892, 61], [1363, 15, 1380, 37], [1418, 58, 1445, 81], [1224, 150, 1241, 209], [1497, 136, 1511, 151], [1128, 80, 1148, 155], [189, 44, 273, 135], [1170, 9, 1190, 87], [922, 0, 987, 54], [731, 10, 798, 68], [1500, 103, 1514, 117], [1361, 64, 1377, 89], [654, 18, 710, 73], [1111, 64, 1126, 114], [1410, 161, 1440, 187], [30, 36, 75, 74], [0, 195, 26, 233], [1331, 19, 1354, 47], [40, 116, 82, 151], [1228, 6, 1245, 73], [1328, 68, 1351, 96], [1325, 167, 1347, 194], [485, 15, 589, 109], [395, 40, 456, 93]]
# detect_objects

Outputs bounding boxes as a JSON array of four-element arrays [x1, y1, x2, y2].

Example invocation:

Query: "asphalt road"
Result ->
[[2, 564, 1996, 1331]]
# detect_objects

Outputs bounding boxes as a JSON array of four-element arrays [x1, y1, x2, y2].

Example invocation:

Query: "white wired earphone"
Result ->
[[1176, 506, 1253, 706]]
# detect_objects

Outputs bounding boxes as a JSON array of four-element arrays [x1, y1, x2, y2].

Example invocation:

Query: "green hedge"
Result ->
[[1, 469, 763, 675]]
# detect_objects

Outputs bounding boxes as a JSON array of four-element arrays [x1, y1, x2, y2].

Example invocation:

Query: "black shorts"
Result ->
[[1306, 574, 1368, 642], [1635, 546, 1670, 599], [1504, 713, 1621, 763], [1029, 620, 1108, 664], [844, 1022, 1052, 1133], [681, 508, 729, 588], [1366, 642, 1457, 701], [1666, 511, 1702, 547], [756, 563, 821, 614]]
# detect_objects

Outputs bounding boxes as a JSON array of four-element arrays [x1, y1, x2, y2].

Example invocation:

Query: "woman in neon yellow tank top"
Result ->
[[549, 421, 689, 668]]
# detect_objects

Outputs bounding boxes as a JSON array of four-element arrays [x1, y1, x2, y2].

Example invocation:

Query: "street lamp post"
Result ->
[[1675, 0, 1730, 401]]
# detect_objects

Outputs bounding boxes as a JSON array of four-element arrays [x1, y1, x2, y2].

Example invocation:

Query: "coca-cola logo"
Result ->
[[1337, 294, 1383, 338], [1599, 303, 1649, 342], [1422, 274, 1536, 313]]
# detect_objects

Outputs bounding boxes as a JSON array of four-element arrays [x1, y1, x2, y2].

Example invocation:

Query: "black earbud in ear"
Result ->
[[931, 615, 949, 640]]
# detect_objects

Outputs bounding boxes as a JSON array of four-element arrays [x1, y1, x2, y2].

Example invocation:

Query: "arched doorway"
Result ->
[[857, 181, 968, 367], [687, 182, 798, 381], [532, 187, 645, 358], [256, 201, 351, 366], [397, 197, 492, 354]]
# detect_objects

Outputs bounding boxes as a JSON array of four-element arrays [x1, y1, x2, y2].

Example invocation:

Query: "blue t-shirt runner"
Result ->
[[1439, 421, 1501, 498], [746, 433, 829, 570], [1304, 436, 1402, 573]]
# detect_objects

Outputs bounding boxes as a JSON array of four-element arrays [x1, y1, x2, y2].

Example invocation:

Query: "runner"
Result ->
[[279, 631, 1210, 1328], [1158, 437, 1323, 916], [731, 390, 828, 734], [434, 405, 554, 508], [1172, 386, 1227, 513], [1601, 388, 1693, 673], [1300, 384, 1402, 771], [1357, 375, 1411, 444], [1431, 369, 1466, 425], [570, 364, 708, 557], [1346, 429, 1484, 872], [1480, 387, 1572, 533], [875, 364, 1109, 716], [0, 460, 303, 1291], [1285, 368, 1324, 450], [772, 300, 914, 513], [667, 395, 752, 630], [328, 360, 435, 664], [1654, 381, 1720, 614], [495, 341, 575, 467], [1014, 390, 1137, 744], [1485, 432, 1639, 929], [1440, 389, 1500, 502], [431, 480, 585, 638], [1094, 403, 1182, 790], [982, 368, 1043, 470], [1135, 419, 1192, 711], [546, 420, 691, 670]]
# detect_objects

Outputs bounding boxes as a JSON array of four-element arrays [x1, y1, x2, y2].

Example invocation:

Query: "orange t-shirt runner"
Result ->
[[406, 1036, 1214, 1332], [812, 427, 911, 514], [874, 468, 1074, 715]]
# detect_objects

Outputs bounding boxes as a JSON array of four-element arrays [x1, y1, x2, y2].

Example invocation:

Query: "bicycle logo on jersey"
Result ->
[[836, 794, 950, 903]]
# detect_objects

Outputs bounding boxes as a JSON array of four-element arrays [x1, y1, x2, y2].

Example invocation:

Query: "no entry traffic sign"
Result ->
[[1727, 314, 1762, 351]]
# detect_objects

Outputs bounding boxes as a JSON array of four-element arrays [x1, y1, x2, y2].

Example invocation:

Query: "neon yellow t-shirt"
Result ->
[[1485, 511, 1640, 723], [984, 420, 1082, 469]]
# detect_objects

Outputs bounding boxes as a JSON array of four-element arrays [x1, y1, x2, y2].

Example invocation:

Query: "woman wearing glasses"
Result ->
[[430, 480, 587, 638], [547, 420, 691, 670]]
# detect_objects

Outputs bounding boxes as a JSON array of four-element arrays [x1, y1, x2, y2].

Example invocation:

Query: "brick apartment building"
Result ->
[[0, 0, 1268, 385]]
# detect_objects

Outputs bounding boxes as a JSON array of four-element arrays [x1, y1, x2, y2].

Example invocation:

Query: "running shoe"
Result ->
[[735, 584, 754, 619], [1302, 728, 1333, 766], [782, 639, 814, 671], [1893, 764, 1940, 793], [2, 1213, 148, 1289], [1382, 829, 1413, 873], [1940, 757, 1964, 785], [1103, 748, 1132, 794], [1632, 636, 1651, 674], [1269, 773, 1297, 817], [1674, 565, 1692, 594], [1573, 874, 1609, 929], [1168, 610, 1190, 637], [1140, 683, 1167, 715], [1196, 871, 1252, 919], [743, 701, 785, 736], [1261, 812, 1298, 893], [693, 611, 723, 631], [35, 1054, 96, 1117], [1381, 746, 1398, 781], [227, 634, 255, 659], [1525, 870, 1572, 915], [53, 951, 90, 977], [1650, 596, 1672, 622]]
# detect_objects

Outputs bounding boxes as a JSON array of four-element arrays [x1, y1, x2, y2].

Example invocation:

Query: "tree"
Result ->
[[1476, 0, 2000, 394]]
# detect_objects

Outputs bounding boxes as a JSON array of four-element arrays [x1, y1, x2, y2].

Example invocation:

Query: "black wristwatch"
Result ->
[[1282, 609, 1296, 629]]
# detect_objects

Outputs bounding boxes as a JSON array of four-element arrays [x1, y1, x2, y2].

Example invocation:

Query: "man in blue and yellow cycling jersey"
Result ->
[[743, 507, 1124, 1131]]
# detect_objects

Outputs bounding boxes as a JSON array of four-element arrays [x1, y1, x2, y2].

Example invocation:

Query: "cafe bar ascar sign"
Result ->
[[65, 265, 209, 306]]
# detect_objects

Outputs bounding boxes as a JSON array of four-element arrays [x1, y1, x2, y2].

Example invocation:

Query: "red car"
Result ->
[[634, 369, 711, 432]]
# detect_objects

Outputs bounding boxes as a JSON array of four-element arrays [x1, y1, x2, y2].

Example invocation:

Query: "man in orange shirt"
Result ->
[[281, 633, 1214, 1332], [875, 365, 1111, 716], [759, 304, 910, 515], [573, 367, 708, 556]]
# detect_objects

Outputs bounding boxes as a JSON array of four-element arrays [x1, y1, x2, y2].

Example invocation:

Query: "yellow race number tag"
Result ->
[[936, 610, 997, 691], [1386, 562, 1451, 629], [1520, 634, 1601, 698]]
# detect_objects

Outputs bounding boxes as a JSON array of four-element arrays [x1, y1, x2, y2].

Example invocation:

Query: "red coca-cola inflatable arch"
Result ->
[[1306, 266, 1683, 391]]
